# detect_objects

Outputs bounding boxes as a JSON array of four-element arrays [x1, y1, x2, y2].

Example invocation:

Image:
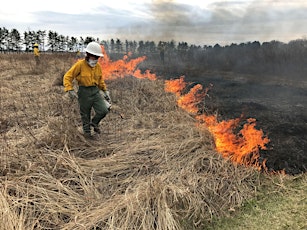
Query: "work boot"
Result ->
[[90, 123, 101, 134], [83, 132, 93, 139]]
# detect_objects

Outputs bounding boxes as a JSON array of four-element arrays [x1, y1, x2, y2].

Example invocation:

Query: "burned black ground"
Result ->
[[184, 72, 307, 175]]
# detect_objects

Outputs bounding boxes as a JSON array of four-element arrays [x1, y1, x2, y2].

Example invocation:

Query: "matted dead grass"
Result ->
[[1, 54, 261, 229]]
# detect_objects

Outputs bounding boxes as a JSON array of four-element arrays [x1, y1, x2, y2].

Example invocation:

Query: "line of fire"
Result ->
[[94, 45, 275, 173]]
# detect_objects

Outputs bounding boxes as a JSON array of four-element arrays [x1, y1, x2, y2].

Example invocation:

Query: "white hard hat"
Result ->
[[85, 42, 104, 57]]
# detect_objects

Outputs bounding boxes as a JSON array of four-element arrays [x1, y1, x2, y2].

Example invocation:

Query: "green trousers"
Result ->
[[77, 86, 109, 134]]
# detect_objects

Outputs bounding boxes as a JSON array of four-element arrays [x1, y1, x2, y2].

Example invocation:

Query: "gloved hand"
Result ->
[[68, 90, 78, 99], [103, 90, 111, 102]]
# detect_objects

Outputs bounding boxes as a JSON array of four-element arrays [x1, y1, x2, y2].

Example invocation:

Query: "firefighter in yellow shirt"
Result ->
[[33, 43, 40, 65], [63, 42, 111, 139], [75, 50, 82, 60]]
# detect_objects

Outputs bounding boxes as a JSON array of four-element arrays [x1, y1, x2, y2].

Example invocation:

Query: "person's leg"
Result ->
[[91, 91, 109, 133], [78, 87, 93, 136], [35, 56, 40, 65]]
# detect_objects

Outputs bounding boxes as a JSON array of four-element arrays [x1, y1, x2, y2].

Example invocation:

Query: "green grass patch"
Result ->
[[207, 173, 307, 230]]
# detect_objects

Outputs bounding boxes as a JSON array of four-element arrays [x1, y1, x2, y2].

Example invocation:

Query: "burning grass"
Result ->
[[1, 53, 267, 229]]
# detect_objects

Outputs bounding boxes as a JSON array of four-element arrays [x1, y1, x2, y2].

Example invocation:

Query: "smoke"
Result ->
[[15, 0, 307, 46], [114, 0, 212, 45], [236, 1, 307, 43], [114, 0, 307, 46]]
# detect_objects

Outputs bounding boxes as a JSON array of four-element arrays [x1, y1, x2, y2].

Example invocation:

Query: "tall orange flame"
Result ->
[[196, 115, 269, 168], [165, 76, 187, 96], [177, 84, 205, 114]]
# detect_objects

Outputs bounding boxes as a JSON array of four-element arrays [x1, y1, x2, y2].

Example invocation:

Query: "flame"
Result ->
[[177, 84, 205, 114], [165, 76, 187, 96], [133, 69, 158, 80], [165, 77, 208, 114], [97, 45, 270, 170], [164, 77, 270, 170], [98, 46, 157, 80], [196, 115, 270, 168]]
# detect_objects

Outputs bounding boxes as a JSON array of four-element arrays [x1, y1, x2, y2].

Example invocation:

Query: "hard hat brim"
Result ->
[[85, 48, 104, 57]]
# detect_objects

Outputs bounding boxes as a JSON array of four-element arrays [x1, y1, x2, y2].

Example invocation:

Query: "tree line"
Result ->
[[163, 40, 307, 77], [0, 27, 163, 53], [1, 27, 307, 76]]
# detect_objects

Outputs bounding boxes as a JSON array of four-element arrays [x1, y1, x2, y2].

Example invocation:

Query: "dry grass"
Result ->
[[1, 53, 262, 229]]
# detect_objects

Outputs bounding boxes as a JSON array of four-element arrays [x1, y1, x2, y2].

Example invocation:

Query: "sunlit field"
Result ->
[[0, 52, 306, 229]]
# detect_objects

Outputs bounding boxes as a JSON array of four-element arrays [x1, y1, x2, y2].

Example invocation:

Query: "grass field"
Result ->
[[208, 173, 306, 230], [0, 53, 306, 229]]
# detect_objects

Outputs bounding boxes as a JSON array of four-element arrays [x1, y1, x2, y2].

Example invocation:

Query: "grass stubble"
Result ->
[[0, 54, 305, 229]]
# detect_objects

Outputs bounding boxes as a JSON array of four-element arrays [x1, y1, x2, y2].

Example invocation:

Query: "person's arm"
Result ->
[[98, 79, 107, 92], [63, 62, 80, 92], [97, 65, 107, 92], [97, 66, 110, 101]]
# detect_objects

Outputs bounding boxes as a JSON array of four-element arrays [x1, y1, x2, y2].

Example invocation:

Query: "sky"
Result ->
[[1, 0, 307, 46]]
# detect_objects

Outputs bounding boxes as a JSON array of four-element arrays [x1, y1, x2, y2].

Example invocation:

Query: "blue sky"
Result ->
[[1, 0, 307, 46]]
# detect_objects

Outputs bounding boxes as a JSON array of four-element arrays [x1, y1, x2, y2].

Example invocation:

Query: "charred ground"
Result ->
[[178, 72, 307, 175], [124, 51, 307, 175]]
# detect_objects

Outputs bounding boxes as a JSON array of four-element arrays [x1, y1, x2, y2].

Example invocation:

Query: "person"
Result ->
[[75, 50, 82, 61], [33, 43, 40, 65], [63, 41, 111, 139]]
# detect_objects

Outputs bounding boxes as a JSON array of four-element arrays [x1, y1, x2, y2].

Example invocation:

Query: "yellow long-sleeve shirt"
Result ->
[[63, 59, 107, 92], [34, 47, 39, 56]]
